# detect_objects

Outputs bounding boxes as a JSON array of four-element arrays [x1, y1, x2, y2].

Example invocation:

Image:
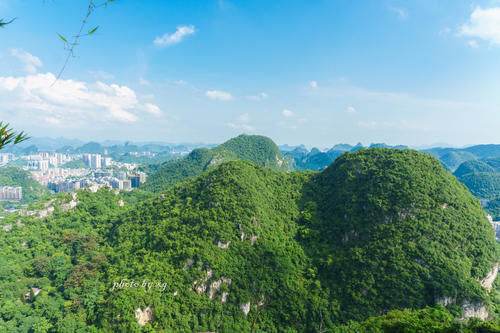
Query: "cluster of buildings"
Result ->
[[46, 170, 147, 193], [0, 153, 15, 165], [26, 153, 72, 170], [82, 154, 112, 169], [0, 146, 179, 202], [0, 186, 22, 201]]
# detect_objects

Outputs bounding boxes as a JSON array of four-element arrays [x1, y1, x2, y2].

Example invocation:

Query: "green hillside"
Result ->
[[60, 159, 87, 169], [1, 149, 498, 332], [456, 172, 500, 200], [303, 148, 498, 321], [454, 160, 496, 178], [423, 148, 477, 171], [0, 167, 50, 205], [141, 134, 290, 192]]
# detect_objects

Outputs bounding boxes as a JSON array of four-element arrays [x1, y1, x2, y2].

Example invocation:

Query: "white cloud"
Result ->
[[282, 109, 294, 117], [247, 92, 268, 101], [144, 103, 162, 116], [10, 49, 42, 74], [238, 113, 249, 122], [347, 106, 356, 113], [139, 78, 151, 86], [459, 6, 500, 45], [310, 81, 318, 89], [0, 72, 161, 125], [389, 7, 408, 20], [154, 25, 195, 47], [227, 113, 255, 131], [174, 80, 187, 86], [205, 90, 233, 101], [88, 70, 115, 80], [466, 40, 479, 48], [439, 27, 452, 36]]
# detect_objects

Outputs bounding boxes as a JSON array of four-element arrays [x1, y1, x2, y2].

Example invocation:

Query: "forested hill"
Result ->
[[0, 167, 50, 205], [141, 134, 290, 192], [1, 148, 499, 332]]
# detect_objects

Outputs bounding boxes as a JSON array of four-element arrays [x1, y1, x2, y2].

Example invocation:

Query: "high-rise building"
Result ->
[[0, 187, 22, 201], [130, 175, 140, 188], [130, 172, 147, 188], [27, 160, 49, 171], [83, 154, 102, 169], [101, 157, 112, 167], [55, 180, 81, 193], [122, 179, 132, 191], [115, 171, 127, 180]]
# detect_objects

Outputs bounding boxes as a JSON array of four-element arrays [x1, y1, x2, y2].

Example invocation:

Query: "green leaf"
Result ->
[[88, 26, 99, 35], [57, 33, 68, 43], [0, 18, 15, 28]]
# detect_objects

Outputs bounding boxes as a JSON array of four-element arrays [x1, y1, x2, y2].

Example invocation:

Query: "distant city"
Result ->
[[0, 143, 193, 200]]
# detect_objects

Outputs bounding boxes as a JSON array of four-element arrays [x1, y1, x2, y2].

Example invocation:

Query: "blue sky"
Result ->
[[1, 0, 500, 147]]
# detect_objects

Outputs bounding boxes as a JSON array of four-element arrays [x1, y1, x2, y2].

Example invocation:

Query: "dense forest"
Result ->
[[1, 148, 499, 332], [141, 134, 290, 193]]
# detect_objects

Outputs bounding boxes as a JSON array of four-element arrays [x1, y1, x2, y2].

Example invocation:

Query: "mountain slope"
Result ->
[[300, 148, 498, 321], [141, 134, 290, 192], [1, 149, 498, 332], [454, 160, 496, 178], [0, 167, 50, 204], [106, 149, 499, 329]]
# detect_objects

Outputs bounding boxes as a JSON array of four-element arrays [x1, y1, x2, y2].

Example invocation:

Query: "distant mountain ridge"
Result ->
[[141, 134, 290, 193]]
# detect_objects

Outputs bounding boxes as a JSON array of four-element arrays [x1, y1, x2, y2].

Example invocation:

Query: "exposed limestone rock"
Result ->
[[480, 262, 499, 293], [192, 269, 213, 294], [217, 240, 231, 249], [17, 220, 24, 227], [60, 199, 78, 212], [441, 203, 448, 209], [118, 200, 124, 207], [221, 292, 228, 303], [21, 207, 55, 219], [240, 302, 251, 316], [436, 296, 456, 307], [251, 234, 258, 246], [462, 301, 489, 320], [86, 184, 102, 193], [39, 207, 55, 218], [44, 199, 56, 208], [173, 291, 178, 296], [276, 154, 283, 167], [21, 241, 28, 248], [135, 307, 154, 326], [2, 224, 12, 232], [24, 287, 41, 300], [238, 223, 246, 241], [208, 278, 232, 300]]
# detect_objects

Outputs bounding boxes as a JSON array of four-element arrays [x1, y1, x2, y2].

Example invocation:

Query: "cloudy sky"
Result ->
[[1, 0, 500, 147]]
